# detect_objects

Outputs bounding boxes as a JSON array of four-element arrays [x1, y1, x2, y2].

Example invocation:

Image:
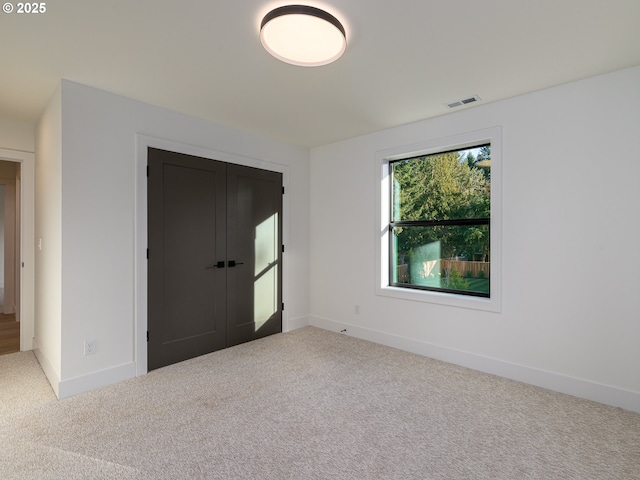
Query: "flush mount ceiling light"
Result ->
[[260, 5, 346, 67]]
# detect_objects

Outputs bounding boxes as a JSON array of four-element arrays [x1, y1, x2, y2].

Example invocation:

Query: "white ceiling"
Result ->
[[1, 0, 639, 148]]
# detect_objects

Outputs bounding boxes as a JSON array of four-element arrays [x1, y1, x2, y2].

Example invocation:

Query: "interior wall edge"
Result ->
[[33, 339, 60, 398]]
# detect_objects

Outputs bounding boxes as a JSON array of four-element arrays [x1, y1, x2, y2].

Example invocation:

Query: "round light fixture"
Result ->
[[260, 5, 346, 67]]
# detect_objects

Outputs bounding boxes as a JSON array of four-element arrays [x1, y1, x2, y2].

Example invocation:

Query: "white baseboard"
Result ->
[[285, 315, 309, 332], [21, 333, 33, 352], [57, 362, 137, 400], [32, 337, 137, 399], [309, 315, 640, 414], [32, 339, 60, 398]]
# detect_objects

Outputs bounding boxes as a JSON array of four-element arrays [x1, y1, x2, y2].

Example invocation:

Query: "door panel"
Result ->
[[148, 149, 227, 371], [148, 149, 282, 370], [226, 164, 283, 346]]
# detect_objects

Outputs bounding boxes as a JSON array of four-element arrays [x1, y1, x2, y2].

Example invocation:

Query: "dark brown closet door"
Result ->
[[147, 148, 282, 371]]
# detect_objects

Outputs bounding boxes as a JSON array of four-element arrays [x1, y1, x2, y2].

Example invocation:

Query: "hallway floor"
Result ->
[[0, 313, 19, 356]]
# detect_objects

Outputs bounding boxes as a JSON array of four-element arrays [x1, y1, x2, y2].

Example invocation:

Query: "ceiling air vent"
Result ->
[[446, 95, 481, 109]]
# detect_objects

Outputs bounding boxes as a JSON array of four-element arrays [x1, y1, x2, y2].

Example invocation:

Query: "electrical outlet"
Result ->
[[84, 339, 97, 355]]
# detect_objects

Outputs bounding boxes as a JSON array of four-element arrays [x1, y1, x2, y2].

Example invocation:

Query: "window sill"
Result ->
[[376, 285, 500, 312]]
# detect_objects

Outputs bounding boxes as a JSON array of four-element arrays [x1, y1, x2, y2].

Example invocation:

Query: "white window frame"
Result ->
[[375, 127, 502, 312]]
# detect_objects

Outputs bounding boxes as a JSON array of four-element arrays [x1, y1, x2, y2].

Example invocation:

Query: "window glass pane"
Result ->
[[392, 225, 490, 296], [392, 145, 490, 222]]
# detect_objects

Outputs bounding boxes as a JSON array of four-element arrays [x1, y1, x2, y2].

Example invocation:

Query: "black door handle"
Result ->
[[205, 261, 226, 269], [228, 260, 244, 267]]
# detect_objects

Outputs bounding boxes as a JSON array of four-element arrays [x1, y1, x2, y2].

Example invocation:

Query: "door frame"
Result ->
[[0, 148, 35, 352], [134, 135, 290, 376]]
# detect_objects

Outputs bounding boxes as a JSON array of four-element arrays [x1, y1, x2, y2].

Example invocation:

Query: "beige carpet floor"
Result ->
[[1, 326, 639, 479]]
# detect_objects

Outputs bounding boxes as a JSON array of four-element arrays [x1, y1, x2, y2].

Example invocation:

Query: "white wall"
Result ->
[[309, 66, 640, 412], [41, 80, 309, 398], [34, 86, 63, 394], [0, 118, 34, 153]]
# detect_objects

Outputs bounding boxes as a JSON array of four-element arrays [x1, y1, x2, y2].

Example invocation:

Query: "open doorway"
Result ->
[[0, 148, 34, 356], [0, 160, 20, 355]]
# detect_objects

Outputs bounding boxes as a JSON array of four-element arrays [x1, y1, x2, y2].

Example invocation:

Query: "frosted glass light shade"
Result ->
[[260, 5, 346, 67]]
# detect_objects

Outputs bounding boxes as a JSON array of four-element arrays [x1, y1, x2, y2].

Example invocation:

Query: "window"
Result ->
[[390, 144, 490, 297], [376, 127, 501, 311]]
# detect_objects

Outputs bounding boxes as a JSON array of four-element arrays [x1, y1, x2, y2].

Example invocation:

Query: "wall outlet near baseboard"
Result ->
[[84, 339, 97, 355]]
